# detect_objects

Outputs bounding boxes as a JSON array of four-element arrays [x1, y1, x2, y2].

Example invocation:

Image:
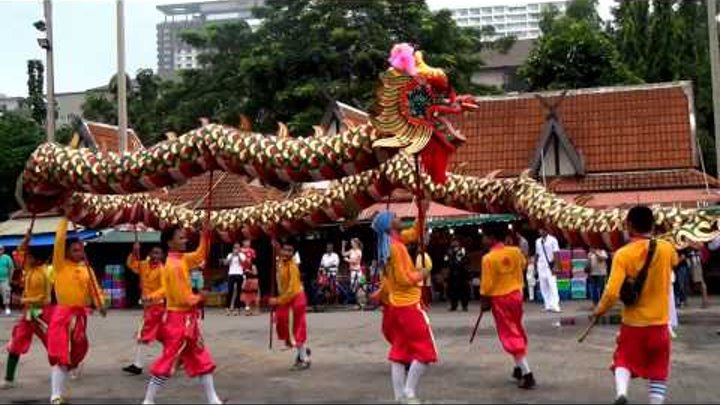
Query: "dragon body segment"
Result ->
[[18, 45, 720, 248]]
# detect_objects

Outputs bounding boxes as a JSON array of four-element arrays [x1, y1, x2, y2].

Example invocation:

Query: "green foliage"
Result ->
[[610, 0, 716, 173], [520, 15, 640, 90], [82, 92, 116, 123], [0, 113, 44, 218], [26, 60, 46, 126], [162, 0, 488, 135]]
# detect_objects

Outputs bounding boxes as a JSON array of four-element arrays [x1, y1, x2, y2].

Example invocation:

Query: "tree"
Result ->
[[610, 0, 650, 78], [520, 11, 640, 90], [163, 0, 493, 135], [26, 60, 46, 126], [610, 0, 716, 173], [82, 91, 116, 123], [0, 113, 44, 218]]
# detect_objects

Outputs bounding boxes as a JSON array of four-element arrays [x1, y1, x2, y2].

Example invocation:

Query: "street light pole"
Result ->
[[707, 0, 720, 176], [43, 0, 55, 142], [117, 0, 128, 153]]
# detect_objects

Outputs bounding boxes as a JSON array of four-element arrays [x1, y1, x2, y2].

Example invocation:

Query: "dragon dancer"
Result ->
[[371, 200, 437, 403], [480, 223, 536, 389], [592, 206, 678, 405], [142, 226, 222, 405], [48, 218, 106, 405], [269, 241, 311, 370], [1, 229, 52, 389], [122, 242, 165, 375]]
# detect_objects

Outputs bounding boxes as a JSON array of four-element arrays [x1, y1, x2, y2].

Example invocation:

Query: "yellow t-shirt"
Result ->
[[276, 258, 303, 305], [594, 238, 679, 327], [127, 254, 164, 301], [387, 224, 423, 306], [480, 245, 526, 297], [52, 219, 104, 308], [161, 232, 208, 312]]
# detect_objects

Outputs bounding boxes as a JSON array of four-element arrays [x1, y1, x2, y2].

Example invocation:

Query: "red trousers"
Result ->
[[47, 306, 89, 370], [7, 305, 53, 355], [612, 324, 670, 381], [275, 292, 307, 347], [150, 310, 215, 378], [490, 290, 528, 360], [137, 303, 165, 344], [386, 303, 438, 364], [381, 303, 393, 345]]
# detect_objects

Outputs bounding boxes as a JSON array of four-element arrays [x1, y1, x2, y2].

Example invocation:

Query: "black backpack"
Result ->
[[620, 239, 657, 307]]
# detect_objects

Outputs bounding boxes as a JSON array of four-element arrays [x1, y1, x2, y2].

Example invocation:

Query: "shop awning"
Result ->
[[90, 229, 161, 244], [0, 230, 101, 247], [428, 214, 517, 229], [0, 216, 79, 236], [357, 201, 473, 221]]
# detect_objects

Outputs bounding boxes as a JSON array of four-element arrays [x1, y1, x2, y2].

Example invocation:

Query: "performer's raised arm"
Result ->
[[52, 218, 69, 271], [184, 230, 210, 270]]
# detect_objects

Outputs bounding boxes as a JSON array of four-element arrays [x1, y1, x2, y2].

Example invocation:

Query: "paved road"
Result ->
[[1, 300, 719, 404]]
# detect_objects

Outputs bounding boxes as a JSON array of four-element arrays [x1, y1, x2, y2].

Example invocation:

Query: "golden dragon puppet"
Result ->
[[18, 45, 720, 249]]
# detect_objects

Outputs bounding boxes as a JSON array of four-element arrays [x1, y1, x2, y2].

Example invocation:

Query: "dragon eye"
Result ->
[[406, 86, 432, 118]]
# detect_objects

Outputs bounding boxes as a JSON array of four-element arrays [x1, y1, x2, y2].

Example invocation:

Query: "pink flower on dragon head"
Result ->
[[388, 43, 417, 76]]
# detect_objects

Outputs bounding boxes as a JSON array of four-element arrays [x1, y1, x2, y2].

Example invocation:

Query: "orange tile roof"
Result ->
[[451, 82, 696, 177], [549, 169, 718, 194], [167, 172, 284, 210], [83, 121, 143, 152], [561, 188, 720, 209]]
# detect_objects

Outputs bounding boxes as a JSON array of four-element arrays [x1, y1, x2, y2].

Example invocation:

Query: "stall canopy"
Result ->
[[0, 230, 100, 247], [428, 214, 516, 229], [90, 229, 160, 244]]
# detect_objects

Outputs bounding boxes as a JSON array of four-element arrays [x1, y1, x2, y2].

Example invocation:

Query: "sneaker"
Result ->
[[122, 364, 143, 375], [4, 308, 10, 316], [0, 380, 15, 389], [512, 367, 522, 381], [402, 397, 422, 404], [290, 360, 311, 371], [518, 373, 536, 389], [50, 397, 67, 405], [614, 395, 628, 405]]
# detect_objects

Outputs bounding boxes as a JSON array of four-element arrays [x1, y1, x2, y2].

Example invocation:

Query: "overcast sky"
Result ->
[[0, 0, 615, 97]]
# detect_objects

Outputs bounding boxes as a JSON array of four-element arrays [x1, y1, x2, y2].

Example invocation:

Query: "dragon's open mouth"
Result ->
[[435, 115, 466, 144]]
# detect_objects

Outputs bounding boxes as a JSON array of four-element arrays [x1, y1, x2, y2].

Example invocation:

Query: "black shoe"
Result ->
[[462, 307, 469, 312], [122, 364, 142, 375], [518, 373, 536, 389], [512, 367, 522, 381], [449, 307, 457, 312], [614, 395, 628, 405]]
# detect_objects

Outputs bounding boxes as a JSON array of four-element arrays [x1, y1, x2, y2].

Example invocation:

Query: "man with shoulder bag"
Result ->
[[592, 206, 679, 405]]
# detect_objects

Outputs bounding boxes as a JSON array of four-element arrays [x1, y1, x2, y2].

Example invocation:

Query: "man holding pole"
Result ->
[[591, 206, 678, 405], [480, 223, 535, 389], [371, 198, 436, 403]]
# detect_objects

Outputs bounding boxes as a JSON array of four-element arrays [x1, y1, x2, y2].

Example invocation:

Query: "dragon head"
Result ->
[[371, 43, 477, 184]]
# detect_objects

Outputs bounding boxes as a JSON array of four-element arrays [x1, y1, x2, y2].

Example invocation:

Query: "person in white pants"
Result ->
[[534, 229, 561, 313]]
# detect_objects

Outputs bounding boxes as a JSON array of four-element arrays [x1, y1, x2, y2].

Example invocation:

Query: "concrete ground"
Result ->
[[1, 299, 719, 404]]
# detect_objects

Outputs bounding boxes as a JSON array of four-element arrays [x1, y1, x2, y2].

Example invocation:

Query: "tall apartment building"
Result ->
[[156, 0, 264, 77], [440, 1, 569, 39]]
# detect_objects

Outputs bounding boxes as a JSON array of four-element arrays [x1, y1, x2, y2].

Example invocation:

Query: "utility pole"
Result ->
[[117, 0, 128, 153], [708, 0, 720, 176], [43, 0, 55, 142]]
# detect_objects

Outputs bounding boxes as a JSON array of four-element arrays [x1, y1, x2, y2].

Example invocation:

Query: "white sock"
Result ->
[[615, 367, 631, 398], [404, 361, 427, 399], [390, 362, 407, 401], [515, 356, 531, 375], [143, 375, 167, 405], [133, 344, 145, 368], [50, 365, 67, 401], [297, 345, 308, 362], [649, 380, 667, 404], [200, 373, 222, 404]]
